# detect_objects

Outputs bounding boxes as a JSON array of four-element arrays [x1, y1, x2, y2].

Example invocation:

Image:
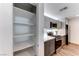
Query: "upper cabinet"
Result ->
[[44, 16, 50, 29], [44, 16, 62, 29], [57, 21, 62, 29]]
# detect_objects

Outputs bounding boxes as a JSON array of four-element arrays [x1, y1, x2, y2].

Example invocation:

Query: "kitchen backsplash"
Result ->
[[44, 28, 66, 38]]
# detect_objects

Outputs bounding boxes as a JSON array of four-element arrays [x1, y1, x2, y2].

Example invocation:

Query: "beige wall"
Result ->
[[68, 16, 79, 44]]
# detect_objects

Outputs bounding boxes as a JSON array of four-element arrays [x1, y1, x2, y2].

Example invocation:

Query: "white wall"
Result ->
[[0, 3, 13, 56], [68, 16, 79, 44], [36, 4, 44, 56]]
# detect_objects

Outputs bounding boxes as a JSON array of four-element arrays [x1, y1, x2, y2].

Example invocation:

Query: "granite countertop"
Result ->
[[44, 36, 55, 42]]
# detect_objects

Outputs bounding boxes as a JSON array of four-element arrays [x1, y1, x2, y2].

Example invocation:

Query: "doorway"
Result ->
[[65, 25, 68, 45]]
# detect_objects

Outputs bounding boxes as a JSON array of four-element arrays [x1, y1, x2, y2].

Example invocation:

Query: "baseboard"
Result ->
[[69, 42, 79, 46]]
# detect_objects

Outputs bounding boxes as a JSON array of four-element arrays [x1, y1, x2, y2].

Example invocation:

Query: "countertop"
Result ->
[[44, 34, 65, 42], [44, 36, 55, 42]]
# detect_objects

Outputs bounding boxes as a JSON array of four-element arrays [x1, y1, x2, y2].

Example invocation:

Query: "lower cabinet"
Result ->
[[50, 39, 55, 55], [55, 40, 62, 49], [61, 36, 66, 46], [44, 36, 66, 56], [44, 39, 55, 56], [44, 40, 50, 56], [56, 36, 66, 53]]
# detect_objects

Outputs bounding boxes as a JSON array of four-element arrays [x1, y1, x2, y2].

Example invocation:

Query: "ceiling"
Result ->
[[44, 3, 79, 20]]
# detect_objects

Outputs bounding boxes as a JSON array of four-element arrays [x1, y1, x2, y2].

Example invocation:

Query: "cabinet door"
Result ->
[[57, 21, 62, 29], [49, 39, 55, 55], [44, 16, 50, 29], [61, 36, 66, 46], [44, 41, 50, 56]]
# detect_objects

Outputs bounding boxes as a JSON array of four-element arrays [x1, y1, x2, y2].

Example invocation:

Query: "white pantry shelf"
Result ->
[[14, 22, 34, 26], [14, 47, 35, 56], [14, 40, 35, 52], [14, 7, 35, 19], [14, 34, 34, 38]]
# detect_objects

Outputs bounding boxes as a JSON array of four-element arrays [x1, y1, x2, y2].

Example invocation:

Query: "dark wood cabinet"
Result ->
[[44, 41, 50, 56], [55, 36, 66, 53], [44, 36, 66, 56], [50, 39, 55, 55], [61, 36, 66, 46], [55, 40, 62, 49], [44, 39, 55, 56]]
